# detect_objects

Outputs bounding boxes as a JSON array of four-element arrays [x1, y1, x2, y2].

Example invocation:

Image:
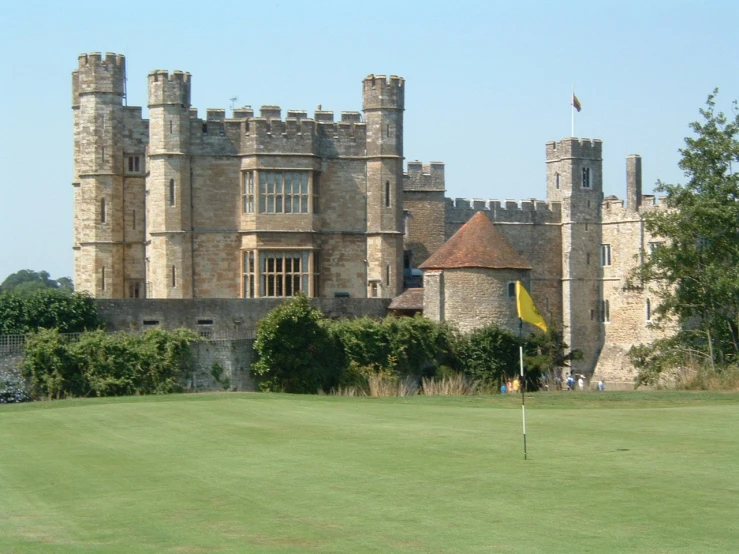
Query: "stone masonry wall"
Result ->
[[438, 268, 530, 334]]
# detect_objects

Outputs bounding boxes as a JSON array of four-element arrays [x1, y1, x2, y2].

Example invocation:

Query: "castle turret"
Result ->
[[546, 138, 604, 375], [72, 53, 127, 297], [363, 75, 405, 298], [626, 155, 642, 211], [146, 70, 193, 298]]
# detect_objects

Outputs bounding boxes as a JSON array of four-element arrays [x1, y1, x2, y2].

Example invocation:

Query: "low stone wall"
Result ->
[[97, 297, 391, 335], [188, 339, 257, 391]]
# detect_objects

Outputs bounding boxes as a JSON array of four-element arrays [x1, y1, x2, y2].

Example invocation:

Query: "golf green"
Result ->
[[1, 392, 738, 553]]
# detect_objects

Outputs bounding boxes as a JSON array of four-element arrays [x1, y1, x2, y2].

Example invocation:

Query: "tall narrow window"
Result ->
[[555, 173, 560, 189], [243, 250, 255, 298], [385, 264, 390, 287], [386, 124, 390, 137], [101, 267, 106, 291], [128, 156, 134, 172], [646, 298, 652, 322], [507, 282, 516, 298], [172, 265, 176, 288], [132, 209, 136, 230], [601, 299, 610, 323], [582, 167, 591, 188], [586, 252, 591, 265], [169, 179, 176, 206], [242, 171, 255, 214], [600, 244, 612, 266], [100, 198, 106, 223], [169, 120, 173, 134], [385, 181, 390, 207]]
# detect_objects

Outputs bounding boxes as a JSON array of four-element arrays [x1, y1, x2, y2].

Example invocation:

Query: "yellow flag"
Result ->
[[516, 281, 547, 332]]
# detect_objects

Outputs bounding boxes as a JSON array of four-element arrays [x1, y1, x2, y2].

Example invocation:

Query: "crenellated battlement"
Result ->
[[404, 161, 445, 191], [73, 52, 126, 104], [546, 137, 603, 161], [148, 70, 191, 108], [362, 74, 405, 110], [445, 197, 562, 224], [638, 195, 668, 213]]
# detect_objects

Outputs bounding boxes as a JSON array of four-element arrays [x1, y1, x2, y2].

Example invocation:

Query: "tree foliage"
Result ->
[[252, 295, 344, 393], [524, 328, 582, 389], [0, 289, 101, 335], [0, 269, 73, 295], [331, 315, 459, 377], [455, 324, 521, 384], [634, 90, 739, 369]]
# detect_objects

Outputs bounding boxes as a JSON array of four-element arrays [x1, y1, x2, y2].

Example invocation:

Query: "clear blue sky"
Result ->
[[1, 0, 737, 283]]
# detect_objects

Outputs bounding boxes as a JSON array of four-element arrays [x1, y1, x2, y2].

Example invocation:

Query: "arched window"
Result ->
[[169, 179, 175, 206]]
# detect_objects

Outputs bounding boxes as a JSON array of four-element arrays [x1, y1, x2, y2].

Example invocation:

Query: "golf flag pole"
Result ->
[[515, 281, 548, 461], [519, 320, 527, 460]]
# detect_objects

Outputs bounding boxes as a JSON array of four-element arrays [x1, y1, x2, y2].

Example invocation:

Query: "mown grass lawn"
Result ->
[[1, 391, 738, 553]]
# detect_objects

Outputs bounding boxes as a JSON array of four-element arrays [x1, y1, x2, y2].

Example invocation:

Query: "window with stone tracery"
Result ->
[[242, 250, 315, 298], [256, 171, 310, 214]]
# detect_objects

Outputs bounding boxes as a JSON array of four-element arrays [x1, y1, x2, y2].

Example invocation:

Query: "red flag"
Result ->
[[572, 94, 582, 112]]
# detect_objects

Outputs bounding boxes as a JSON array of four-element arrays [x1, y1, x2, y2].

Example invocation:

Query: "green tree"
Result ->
[[524, 327, 582, 390], [633, 89, 739, 370], [0, 289, 101, 335], [456, 324, 521, 384], [252, 295, 344, 393], [0, 269, 72, 295]]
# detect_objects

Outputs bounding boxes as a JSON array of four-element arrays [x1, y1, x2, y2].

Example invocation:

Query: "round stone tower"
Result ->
[[362, 75, 405, 298], [146, 70, 193, 298]]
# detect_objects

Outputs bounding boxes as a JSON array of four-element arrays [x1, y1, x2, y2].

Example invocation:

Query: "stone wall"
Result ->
[[189, 339, 256, 391], [96, 297, 391, 335]]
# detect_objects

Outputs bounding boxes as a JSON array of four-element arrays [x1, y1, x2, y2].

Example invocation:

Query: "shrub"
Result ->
[[456, 324, 521, 384], [331, 315, 460, 379], [252, 295, 344, 393], [22, 328, 199, 399]]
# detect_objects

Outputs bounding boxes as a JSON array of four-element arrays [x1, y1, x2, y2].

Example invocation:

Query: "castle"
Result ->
[[72, 53, 666, 384]]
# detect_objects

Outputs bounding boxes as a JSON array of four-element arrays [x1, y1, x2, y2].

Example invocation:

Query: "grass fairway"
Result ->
[[1, 392, 738, 553]]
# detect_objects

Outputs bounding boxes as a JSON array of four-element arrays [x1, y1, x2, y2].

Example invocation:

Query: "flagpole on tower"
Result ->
[[571, 85, 575, 137]]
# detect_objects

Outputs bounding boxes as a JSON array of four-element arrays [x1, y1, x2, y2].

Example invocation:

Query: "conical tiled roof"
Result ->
[[419, 212, 532, 270]]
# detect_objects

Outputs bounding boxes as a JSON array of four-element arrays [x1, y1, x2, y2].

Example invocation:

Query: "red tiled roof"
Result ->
[[419, 212, 532, 270], [388, 288, 424, 311]]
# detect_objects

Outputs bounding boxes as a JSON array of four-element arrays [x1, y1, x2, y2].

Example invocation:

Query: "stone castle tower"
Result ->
[[72, 53, 408, 301], [546, 138, 604, 373]]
